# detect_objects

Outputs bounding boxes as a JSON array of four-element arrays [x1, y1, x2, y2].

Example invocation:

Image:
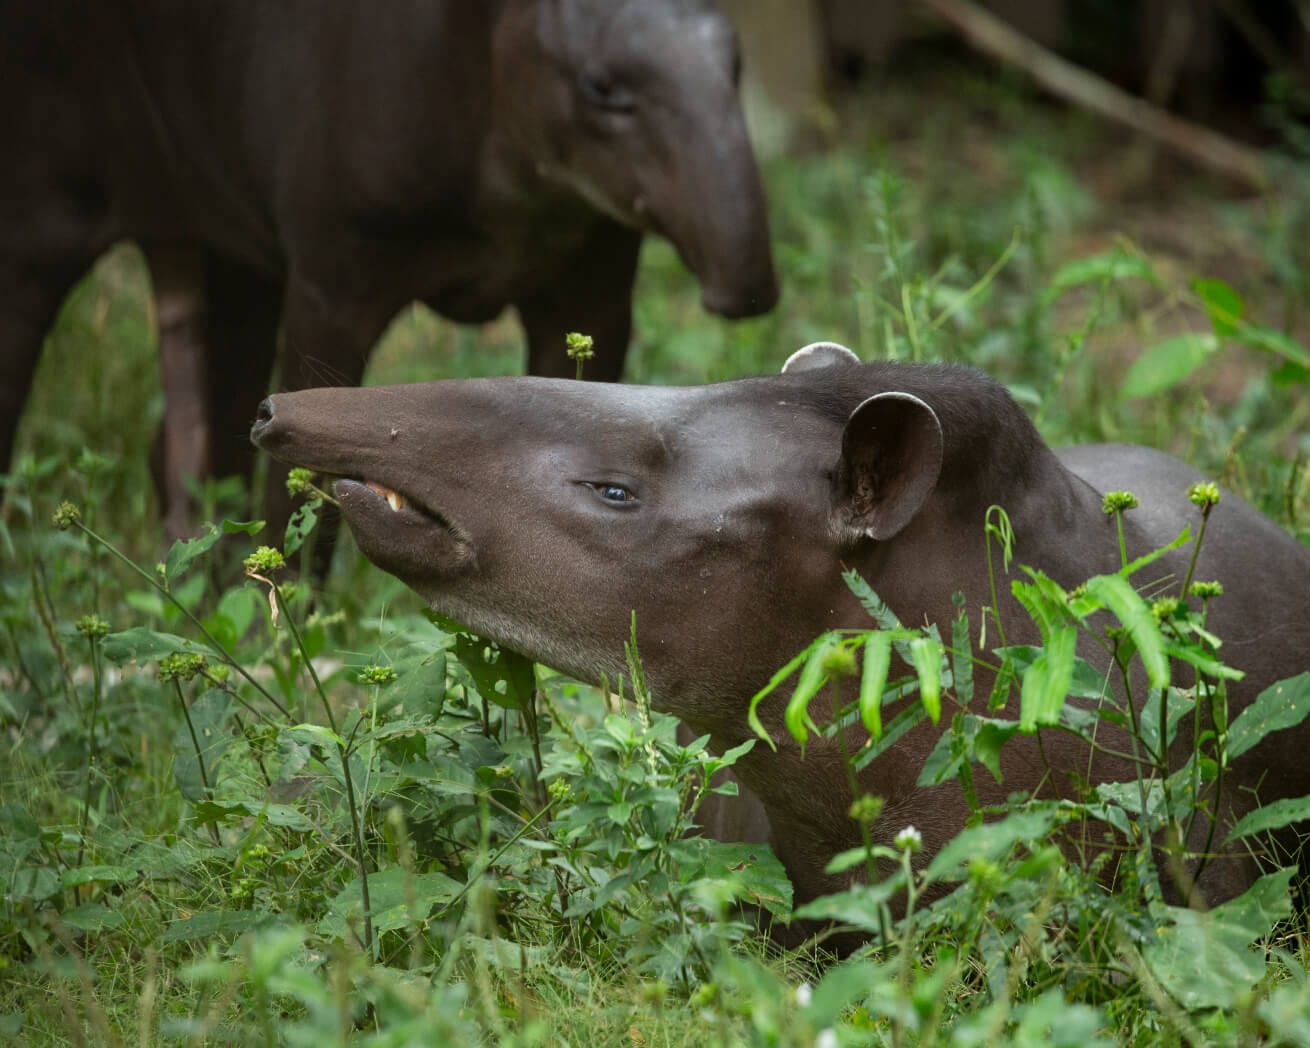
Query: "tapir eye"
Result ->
[[579, 69, 636, 114], [587, 481, 637, 505]]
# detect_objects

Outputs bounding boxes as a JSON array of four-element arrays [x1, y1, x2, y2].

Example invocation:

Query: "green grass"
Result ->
[[3, 74, 1310, 1046]]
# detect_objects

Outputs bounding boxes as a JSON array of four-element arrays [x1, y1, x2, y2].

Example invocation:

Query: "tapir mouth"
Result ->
[[332, 477, 457, 535], [328, 476, 475, 578]]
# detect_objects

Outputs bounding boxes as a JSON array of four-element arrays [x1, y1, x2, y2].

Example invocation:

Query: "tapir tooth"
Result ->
[[387, 490, 406, 512]]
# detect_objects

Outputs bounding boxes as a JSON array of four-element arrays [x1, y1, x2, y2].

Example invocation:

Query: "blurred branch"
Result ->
[[916, 0, 1268, 190]]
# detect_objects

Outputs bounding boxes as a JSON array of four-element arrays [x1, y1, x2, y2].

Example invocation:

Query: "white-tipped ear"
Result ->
[[840, 392, 944, 540], [782, 341, 861, 374]]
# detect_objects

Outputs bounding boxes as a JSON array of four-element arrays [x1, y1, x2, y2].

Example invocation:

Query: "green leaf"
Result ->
[[698, 841, 793, 918], [101, 627, 196, 666], [453, 635, 535, 711], [389, 653, 448, 718], [1120, 332, 1219, 399], [1224, 794, 1310, 845], [283, 499, 321, 556], [1227, 673, 1310, 761], [163, 524, 224, 583], [59, 903, 124, 932], [1235, 322, 1310, 366], [1048, 250, 1157, 294], [1143, 868, 1294, 1010], [161, 909, 270, 943], [1018, 625, 1077, 731], [793, 878, 904, 932], [319, 868, 463, 939], [61, 865, 138, 888], [748, 636, 826, 749], [925, 809, 1063, 884], [221, 519, 265, 536], [859, 632, 893, 738], [173, 690, 233, 802], [1083, 575, 1169, 689], [784, 636, 833, 749], [910, 636, 942, 724], [1191, 277, 1244, 337]]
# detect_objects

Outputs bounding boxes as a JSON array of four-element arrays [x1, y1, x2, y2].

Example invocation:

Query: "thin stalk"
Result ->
[[174, 679, 222, 847], [74, 633, 104, 896], [270, 581, 372, 954], [1178, 504, 1213, 598], [30, 561, 79, 715], [74, 522, 288, 716]]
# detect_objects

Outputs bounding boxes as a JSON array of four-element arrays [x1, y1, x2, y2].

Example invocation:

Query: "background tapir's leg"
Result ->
[[0, 259, 87, 481], [269, 268, 398, 574], [148, 245, 210, 542], [516, 225, 642, 382], [203, 258, 282, 496]]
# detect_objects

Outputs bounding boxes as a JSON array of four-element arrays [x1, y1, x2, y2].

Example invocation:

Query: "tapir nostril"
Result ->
[[250, 397, 276, 445]]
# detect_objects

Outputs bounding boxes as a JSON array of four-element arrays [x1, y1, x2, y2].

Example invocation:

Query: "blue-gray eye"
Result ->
[[594, 483, 634, 504]]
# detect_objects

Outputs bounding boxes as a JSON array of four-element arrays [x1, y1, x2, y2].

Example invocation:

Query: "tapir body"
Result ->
[[252, 345, 1310, 911], [0, 0, 775, 539]]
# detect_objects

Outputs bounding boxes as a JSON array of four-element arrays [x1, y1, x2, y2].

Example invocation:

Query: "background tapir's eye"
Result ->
[[587, 482, 636, 504], [579, 69, 636, 113]]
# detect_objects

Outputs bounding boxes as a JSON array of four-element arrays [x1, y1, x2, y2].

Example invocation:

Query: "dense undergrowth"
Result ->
[[4, 73, 1310, 1045]]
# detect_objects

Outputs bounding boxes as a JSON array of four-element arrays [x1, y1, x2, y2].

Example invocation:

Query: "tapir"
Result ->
[[0, 0, 776, 541], [250, 342, 1310, 914]]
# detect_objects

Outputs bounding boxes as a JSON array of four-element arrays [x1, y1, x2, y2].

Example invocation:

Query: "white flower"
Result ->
[[795, 981, 813, 1007], [816, 1029, 838, 1048], [893, 825, 923, 854]]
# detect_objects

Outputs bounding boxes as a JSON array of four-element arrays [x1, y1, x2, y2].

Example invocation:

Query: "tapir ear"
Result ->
[[782, 341, 861, 373], [840, 392, 944, 540]]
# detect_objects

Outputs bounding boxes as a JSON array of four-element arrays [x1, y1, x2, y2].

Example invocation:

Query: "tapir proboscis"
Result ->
[[251, 341, 1310, 916], [1, 0, 776, 541]]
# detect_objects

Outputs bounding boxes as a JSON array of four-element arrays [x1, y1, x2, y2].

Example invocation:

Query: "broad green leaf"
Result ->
[[698, 840, 793, 917], [1018, 625, 1077, 731], [1083, 575, 1169, 688], [59, 903, 124, 932], [951, 607, 974, 707], [320, 868, 463, 939], [1224, 794, 1310, 845], [1191, 277, 1244, 337], [1236, 322, 1310, 366], [173, 690, 232, 802], [1120, 332, 1219, 399], [390, 652, 448, 718], [925, 809, 1062, 884], [1227, 673, 1310, 760], [61, 865, 138, 888], [161, 909, 270, 943], [859, 632, 893, 738], [101, 627, 196, 666], [1001, 646, 1110, 700], [1143, 868, 1294, 1010], [283, 499, 320, 556], [793, 879, 904, 932], [453, 635, 535, 711]]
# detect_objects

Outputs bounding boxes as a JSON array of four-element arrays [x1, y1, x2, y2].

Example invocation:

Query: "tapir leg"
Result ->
[[270, 268, 398, 573], [148, 245, 211, 543], [516, 225, 642, 382]]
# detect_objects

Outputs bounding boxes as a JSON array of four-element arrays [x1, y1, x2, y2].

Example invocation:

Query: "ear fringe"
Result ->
[[781, 342, 861, 374]]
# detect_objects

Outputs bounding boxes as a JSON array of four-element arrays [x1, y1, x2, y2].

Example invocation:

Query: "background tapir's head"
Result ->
[[492, 0, 778, 319], [250, 347, 952, 739]]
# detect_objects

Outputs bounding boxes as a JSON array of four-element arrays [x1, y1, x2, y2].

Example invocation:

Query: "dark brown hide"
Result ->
[[251, 350, 1310, 915], [0, 0, 776, 542]]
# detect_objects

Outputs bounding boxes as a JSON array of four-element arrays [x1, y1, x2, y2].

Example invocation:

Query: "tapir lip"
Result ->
[[331, 477, 475, 577]]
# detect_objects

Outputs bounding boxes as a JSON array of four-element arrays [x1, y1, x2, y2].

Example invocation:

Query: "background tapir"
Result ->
[[250, 343, 1310, 912], [0, 0, 776, 541]]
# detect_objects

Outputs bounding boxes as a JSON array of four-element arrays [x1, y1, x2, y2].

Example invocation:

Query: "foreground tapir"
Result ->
[[251, 343, 1310, 912], [0, 0, 776, 540]]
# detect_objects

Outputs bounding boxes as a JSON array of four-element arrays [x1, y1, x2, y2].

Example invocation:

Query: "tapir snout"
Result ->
[[252, 345, 1310, 913]]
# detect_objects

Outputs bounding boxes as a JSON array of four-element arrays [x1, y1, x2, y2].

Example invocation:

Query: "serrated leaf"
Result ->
[[453, 635, 534, 711], [698, 840, 793, 917], [1227, 673, 1310, 761], [319, 868, 463, 939], [1121, 333, 1219, 399], [174, 690, 233, 802]]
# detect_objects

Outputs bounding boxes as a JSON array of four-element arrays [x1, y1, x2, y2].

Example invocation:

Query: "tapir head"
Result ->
[[492, 0, 778, 319], [251, 346, 953, 741]]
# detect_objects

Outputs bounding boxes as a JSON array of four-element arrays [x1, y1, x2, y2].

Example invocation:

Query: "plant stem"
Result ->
[[74, 634, 104, 898]]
